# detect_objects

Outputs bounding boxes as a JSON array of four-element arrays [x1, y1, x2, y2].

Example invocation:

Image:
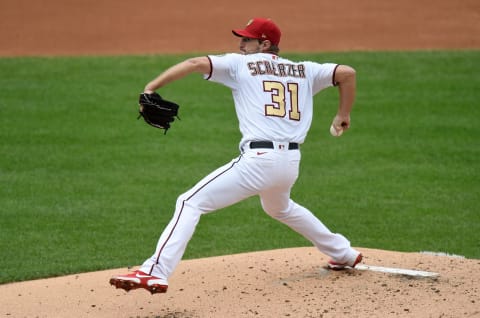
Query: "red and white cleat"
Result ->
[[328, 253, 363, 270], [109, 270, 168, 294]]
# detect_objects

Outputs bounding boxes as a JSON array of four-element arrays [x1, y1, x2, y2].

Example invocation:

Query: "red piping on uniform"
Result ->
[[206, 56, 213, 80], [332, 64, 340, 86]]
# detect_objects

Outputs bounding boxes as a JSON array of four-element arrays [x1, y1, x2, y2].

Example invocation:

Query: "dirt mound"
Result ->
[[2, 247, 479, 317]]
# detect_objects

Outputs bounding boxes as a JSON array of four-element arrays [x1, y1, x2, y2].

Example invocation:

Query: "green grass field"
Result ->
[[1, 50, 479, 284]]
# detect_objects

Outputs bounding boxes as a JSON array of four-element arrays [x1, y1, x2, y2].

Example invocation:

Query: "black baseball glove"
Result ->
[[138, 92, 180, 134]]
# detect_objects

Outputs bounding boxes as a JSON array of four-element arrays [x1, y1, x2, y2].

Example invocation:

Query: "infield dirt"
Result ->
[[1, 0, 479, 317]]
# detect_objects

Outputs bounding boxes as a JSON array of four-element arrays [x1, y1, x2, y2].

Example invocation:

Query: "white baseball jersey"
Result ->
[[205, 53, 338, 147]]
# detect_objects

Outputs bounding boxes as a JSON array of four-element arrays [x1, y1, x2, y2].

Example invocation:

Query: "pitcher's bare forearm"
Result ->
[[333, 65, 356, 128], [144, 57, 211, 93]]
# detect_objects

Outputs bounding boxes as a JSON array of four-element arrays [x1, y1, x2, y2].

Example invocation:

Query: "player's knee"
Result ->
[[262, 203, 288, 218], [175, 193, 210, 216], [261, 199, 296, 219], [175, 193, 197, 214], [175, 193, 188, 207]]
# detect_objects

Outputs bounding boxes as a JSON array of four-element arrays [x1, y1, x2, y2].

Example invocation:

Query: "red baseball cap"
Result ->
[[232, 18, 281, 46]]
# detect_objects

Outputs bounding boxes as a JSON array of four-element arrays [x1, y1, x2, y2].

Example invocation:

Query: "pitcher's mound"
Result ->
[[1, 247, 479, 317]]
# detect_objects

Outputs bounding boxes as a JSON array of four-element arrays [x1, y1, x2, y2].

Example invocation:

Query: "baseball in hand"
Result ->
[[330, 124, 343, 137]]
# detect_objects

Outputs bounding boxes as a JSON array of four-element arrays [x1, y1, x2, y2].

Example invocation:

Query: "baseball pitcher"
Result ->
[[110, 17, 362, 294]]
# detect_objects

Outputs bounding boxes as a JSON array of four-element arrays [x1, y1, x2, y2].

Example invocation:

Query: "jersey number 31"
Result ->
[[263, 81, 300, 121]]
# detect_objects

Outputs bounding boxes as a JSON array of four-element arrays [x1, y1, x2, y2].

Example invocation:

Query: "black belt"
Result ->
[[249, 141, 299, 150]]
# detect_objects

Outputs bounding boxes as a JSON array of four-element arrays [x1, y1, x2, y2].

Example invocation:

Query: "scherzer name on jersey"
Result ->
[[247, 60, 306, 78]]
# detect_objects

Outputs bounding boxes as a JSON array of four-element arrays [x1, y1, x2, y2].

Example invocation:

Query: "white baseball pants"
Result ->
[[140, 142, 356, 280]]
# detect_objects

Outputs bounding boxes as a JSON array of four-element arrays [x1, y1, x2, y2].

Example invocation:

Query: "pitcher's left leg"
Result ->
[[261, 193, 358, 264]]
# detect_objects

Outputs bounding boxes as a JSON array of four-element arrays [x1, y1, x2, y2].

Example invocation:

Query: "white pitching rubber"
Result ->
[[355, 264, 439, 278]]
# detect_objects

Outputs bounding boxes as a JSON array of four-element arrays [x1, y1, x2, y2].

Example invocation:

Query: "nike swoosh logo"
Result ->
[[256, 152, 268, 155], [135, 273, 152, 278]]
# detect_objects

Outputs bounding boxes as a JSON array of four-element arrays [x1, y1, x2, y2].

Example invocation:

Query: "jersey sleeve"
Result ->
[[305, 62, 338, 95], [204, 53, 242, 89]]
